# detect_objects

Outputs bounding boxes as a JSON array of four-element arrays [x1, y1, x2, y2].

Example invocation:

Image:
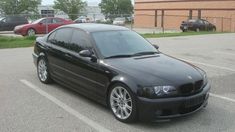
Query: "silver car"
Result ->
[[113, 17, 126, 26]]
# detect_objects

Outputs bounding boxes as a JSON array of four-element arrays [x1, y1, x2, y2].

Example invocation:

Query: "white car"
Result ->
[[113, 17, 126, 26]]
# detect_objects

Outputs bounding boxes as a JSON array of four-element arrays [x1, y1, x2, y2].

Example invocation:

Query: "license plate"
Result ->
[[184, 95, 205, 108], [184, 26, 187, 29]]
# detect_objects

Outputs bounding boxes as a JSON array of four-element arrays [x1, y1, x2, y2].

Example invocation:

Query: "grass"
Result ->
[[141, 31, 227, 38], [0, 36, 36, 49]]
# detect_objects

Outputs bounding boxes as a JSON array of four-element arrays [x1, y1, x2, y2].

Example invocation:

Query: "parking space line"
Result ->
[[20, 79, 111, 132], [210, 93, 235, 103], [182, 59, 235, 72], [214, 51, 235, 56]]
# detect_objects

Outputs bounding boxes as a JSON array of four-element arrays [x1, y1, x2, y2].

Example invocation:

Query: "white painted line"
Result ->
[[210, 93, 235, 103], [20, 79, 111, 132], [182, 59, 235, 72], [214, 51, 235, 56]]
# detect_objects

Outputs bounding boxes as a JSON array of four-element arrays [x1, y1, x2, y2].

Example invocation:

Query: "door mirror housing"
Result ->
[[153, 45, 159, 49], [79, 50, 97, 62]]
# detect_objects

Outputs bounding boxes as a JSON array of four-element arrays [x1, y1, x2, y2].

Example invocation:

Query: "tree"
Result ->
[[0, 0, 41, 15], [99, 0, 133, 18], [53, 0, 87, 20]]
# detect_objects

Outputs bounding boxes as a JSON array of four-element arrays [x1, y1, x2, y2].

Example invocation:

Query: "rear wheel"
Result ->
[[109, 83, 137, 123], [37, 57, 52, 84], [27, 28, 36, 36]]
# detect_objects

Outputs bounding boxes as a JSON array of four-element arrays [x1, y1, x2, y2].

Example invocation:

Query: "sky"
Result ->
[[42, 0, 134, 6]]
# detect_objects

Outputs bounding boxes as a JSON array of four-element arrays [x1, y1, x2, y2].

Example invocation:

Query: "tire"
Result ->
[[27, 28, 36, 36], [37, 57, 52, 84], [108, 83, 137, 123], [196, 28, 200, 32]]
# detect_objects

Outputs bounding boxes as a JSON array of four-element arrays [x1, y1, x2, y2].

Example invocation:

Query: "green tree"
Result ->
[[99, 0, 133, 18], [53, 0, 87, 20], [0, 0, 41, 15]]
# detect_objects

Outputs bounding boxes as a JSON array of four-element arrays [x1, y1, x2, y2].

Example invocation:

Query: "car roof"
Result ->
[[61, 23, 130, 33]]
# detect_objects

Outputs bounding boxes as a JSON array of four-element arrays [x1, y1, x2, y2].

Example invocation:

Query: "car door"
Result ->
[[198, 20, 206, 31], [49, 18, 63, 32], [203, 20, 211, 31], [63, 29, 109, 100], [36, 18, 53, 34], [46, 28, 73, 81]]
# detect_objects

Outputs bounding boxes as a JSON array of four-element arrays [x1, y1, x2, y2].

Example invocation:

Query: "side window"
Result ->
[[70, 29, 91, 53], [47, 31, 57, 44], [54, 28, 72, 49], [204, 20, 209, 25], [52, 18, 63, 24], [198, 20, 204, 24], [40, 18, 52, 24]]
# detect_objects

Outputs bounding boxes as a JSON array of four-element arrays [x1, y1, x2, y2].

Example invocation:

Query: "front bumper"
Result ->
[[137, 83, 210, 121], [32, 53, 39, 66]]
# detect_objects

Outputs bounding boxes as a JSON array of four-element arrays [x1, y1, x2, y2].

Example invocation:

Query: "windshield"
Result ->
[[32, 18, 44, 24], [92, 30, 158, 58]]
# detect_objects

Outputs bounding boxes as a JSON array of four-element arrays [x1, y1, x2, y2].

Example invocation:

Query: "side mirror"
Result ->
[[79, 50, 97, 62], [153, 45, 159, 49], [39, 22, 43, 25]]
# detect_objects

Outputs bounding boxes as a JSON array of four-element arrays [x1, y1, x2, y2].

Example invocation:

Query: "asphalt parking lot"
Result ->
[[0, 33, 235, 132]]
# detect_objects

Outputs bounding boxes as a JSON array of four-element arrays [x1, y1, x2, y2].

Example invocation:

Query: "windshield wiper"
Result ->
[[132, 51, 158, 56], [104, 54, 133, 59]]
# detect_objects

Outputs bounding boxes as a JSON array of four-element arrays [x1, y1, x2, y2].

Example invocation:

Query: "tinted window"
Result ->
[[198, 20, 204, 24], [204, 20, 209, 25], [47, 31, 57, 44], [53, 28, 72, 49], [92, 30, 157, 58], [69, 30, 91, 52]]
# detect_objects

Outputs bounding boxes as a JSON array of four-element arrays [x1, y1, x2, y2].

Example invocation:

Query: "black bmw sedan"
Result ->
[[33, 24, 210, 122]]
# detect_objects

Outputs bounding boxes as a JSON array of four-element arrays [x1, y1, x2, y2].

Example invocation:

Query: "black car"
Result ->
[[180, 19, 216, 32], [33, 24, 210, 122], [0, 16, 28, 31]]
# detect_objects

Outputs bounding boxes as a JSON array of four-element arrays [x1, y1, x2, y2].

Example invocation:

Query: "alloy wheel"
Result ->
[[28, 29, 35, 36], [38, 59, 48, 82], [110, 86, 132, 120]]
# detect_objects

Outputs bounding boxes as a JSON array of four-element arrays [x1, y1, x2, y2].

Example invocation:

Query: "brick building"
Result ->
[[134, 0, 235, 32]]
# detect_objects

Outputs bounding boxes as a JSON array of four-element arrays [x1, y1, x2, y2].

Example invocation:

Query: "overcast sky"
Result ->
[[42, 0, 134, 6]]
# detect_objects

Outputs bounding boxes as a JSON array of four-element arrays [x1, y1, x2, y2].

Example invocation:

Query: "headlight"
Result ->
[[138, 85, 177, 98], [203, 73, 208, 86], [154, 86, 176, 95]]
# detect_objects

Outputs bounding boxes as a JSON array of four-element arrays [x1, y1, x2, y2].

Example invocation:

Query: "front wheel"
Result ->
[[109, 84, 137, 123], [37, 57, 52, 84]]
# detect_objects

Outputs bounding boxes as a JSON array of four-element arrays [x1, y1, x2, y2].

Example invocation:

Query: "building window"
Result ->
[[189, 10, 192, 19], [198, 10, 201, 19]]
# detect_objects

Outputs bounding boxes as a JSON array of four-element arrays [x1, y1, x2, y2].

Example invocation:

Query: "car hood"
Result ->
[[103, 54, 203, 86]]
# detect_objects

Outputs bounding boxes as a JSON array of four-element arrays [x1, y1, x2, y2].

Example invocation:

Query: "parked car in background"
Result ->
[[0, 16, 28, 31], [33, 24, 210, 123], [74, 16, 91, 23], [14, 17, 74, 36], [113, 17, 126, 26], [180, 19, 216, 32]]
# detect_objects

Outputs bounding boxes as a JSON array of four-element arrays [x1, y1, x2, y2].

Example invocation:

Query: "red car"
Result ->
[[14, 17, 74, 36]]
